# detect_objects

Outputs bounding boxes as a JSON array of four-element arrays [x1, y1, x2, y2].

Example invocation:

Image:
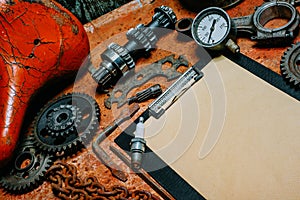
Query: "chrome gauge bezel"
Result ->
[[191, 7, 232, 51]]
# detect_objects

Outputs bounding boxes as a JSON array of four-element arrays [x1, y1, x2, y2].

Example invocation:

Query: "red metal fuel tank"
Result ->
[[0, 0, 90, 167]]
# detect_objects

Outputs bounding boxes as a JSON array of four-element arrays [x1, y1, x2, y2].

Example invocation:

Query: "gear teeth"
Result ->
[[46, 104, 82, 137], [126, 26, 158, 52], [0, 136, 54, 194], [153, 5, 177, 28], [280, 42, 300, 87], [32, 93, 100, 157], [108, 43, 135, 70]]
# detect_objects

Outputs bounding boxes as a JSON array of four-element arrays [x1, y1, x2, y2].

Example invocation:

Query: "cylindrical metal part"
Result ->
[[175, 18, 193, 36], [130, 138, 146, 169], [89, 6, 177, 91]]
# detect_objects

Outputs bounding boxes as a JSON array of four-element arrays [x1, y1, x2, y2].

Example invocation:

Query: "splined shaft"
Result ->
[[89, 6, 177, 91]]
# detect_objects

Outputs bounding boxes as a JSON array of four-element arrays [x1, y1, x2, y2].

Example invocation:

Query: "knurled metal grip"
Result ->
[[90, 5, 177, 91]]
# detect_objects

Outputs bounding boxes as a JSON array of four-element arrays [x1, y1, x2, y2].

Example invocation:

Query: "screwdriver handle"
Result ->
[[128, 84, 162, 104]]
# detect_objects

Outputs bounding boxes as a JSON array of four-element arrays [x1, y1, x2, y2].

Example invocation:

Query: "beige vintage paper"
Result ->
[[145, 56, 300, 200]]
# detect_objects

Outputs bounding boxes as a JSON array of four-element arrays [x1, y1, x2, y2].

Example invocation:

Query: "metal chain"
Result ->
[[46, 161, 160, 200]]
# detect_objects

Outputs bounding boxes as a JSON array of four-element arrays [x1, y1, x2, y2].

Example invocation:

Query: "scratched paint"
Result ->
[[0, 0, 90, 167]]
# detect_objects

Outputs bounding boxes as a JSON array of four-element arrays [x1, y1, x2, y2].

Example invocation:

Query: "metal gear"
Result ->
[[153, 5, 177, 28], [0, 135, 53, 193], [89, 6, 177, 91], [108, 43, 135, 70], [32, 93, 100, 155], [280, 42, 300, 87], [46, 104, 82, 137], [126, 25, 158, 52]]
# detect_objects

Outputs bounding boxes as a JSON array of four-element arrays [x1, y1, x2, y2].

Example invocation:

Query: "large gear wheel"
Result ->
[[280, 42, 300, 87], [32, 93, 100, 155], [0, 135, 53, 193]]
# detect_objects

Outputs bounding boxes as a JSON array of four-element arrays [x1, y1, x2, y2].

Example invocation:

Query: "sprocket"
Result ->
[[0, 135, 53, 193], [32, 93, 100, 155], [126, 25, 158, 53], [280, 42, 300, 87], [46, 104, 82, 137], [108, 43, 135, 70]]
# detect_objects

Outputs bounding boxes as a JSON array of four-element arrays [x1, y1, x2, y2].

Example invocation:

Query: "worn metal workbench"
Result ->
[[1, 0, 298, 199]]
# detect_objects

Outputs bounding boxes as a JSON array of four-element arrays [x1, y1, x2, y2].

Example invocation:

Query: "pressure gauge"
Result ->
[[191, 7, 239, 53]]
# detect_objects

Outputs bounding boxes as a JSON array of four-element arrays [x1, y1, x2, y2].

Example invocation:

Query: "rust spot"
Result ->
[[72, 24, 79, 35], [20, 159, 31, 169], [51, 14, 64, 26]]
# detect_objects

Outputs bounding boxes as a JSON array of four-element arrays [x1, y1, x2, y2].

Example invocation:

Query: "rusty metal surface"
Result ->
[[46, 161, 160, 199], [0, 0, 297, 199], [104, 55, 188, 109]]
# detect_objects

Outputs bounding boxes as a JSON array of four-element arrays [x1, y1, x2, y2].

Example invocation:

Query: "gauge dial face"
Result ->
[[192, 7, 231, 49]]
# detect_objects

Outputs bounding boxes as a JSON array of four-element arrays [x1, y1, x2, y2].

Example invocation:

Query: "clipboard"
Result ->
[[115, 53, 300, 200]]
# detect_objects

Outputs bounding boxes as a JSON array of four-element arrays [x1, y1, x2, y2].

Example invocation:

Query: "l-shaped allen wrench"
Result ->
[[92, 103, 140, 182]]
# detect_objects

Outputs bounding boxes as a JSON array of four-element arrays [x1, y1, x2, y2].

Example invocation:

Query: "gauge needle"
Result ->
[[207, 19, 217, 43]]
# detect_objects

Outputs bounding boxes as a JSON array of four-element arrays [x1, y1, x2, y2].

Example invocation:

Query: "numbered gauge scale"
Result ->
[[191, 7, 239, 53]]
